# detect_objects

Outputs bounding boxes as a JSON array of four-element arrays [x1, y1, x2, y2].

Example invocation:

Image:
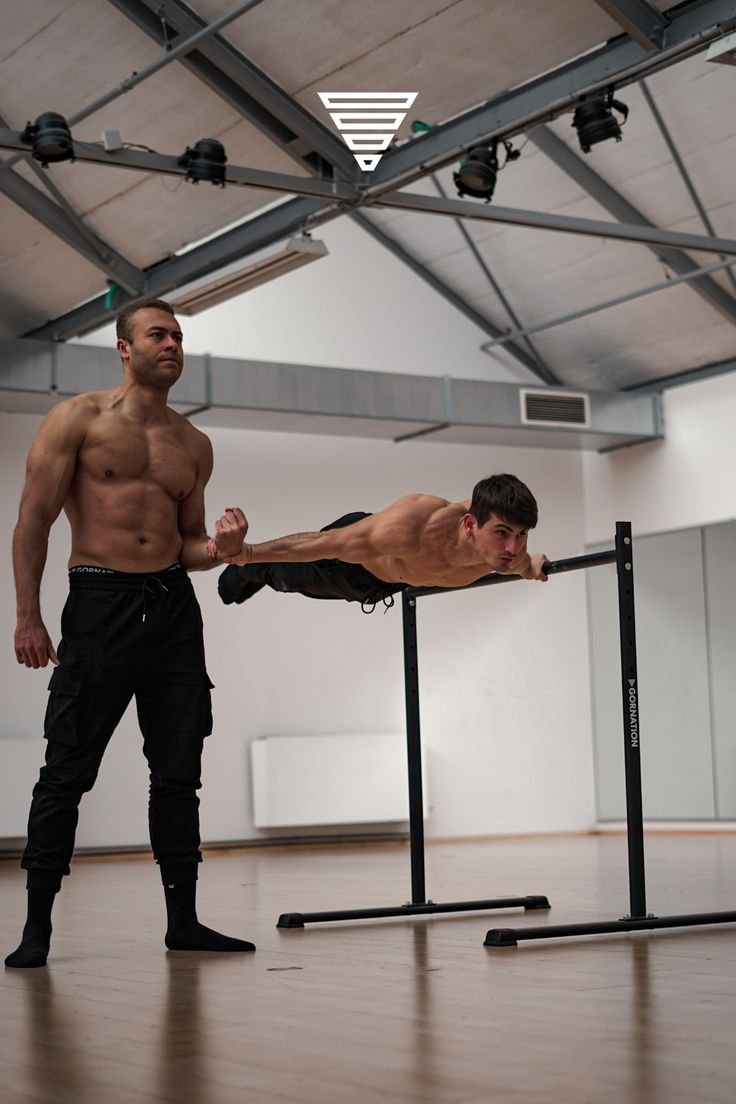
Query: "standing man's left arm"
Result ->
[[177, 430, 247, 571]]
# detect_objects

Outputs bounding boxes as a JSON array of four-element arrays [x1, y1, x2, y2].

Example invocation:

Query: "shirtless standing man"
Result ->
[[6, 299, 253, 969], [217, 473, 547, 612]]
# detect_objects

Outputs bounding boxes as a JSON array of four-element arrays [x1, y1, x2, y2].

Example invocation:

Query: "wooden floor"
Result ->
[[2, 833, 736, 1104]]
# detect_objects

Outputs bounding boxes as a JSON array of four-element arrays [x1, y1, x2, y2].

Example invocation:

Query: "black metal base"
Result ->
[[278, 894, 550, 928], [484, 908, 736, 947]]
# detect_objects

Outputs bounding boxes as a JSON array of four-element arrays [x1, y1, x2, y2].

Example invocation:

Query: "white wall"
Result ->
[[0, 412, 595, 846], [583, 372, 736, 543]]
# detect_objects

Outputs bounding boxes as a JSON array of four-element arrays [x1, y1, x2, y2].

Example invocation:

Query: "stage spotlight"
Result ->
[[22, 112, 74, 167], [453, 140, 521, 201], [453, 144, 499, 200], [572, 90, 629, 153], [179, 138, 227, 185]]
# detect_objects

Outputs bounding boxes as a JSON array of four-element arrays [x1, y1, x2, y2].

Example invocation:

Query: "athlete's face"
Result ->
[[470, 513, 529, 569], [118, 308, 184, 390]]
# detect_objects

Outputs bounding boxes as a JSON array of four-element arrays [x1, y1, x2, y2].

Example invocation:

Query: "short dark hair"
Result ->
[[469, 474, 538, 529], [116, 299, 176, 342]]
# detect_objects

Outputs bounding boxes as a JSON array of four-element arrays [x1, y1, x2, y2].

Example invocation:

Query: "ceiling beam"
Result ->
[[527, 124, 736, 326], [23, 0, 736, 343], [591, 0, 669, 49], [428, 173, 554, 380], [26, 196, 328, 340], [0, 167, 145, 294], [375, 189, 736, 257], [0, 131, 357, 201], [364, 0, 736, 191], [625, 354, 736, 390], [107, 0, 354, 177], [4, 128, 736, 258], [351, 212, 561, 385], [640, 78, 736, 294]]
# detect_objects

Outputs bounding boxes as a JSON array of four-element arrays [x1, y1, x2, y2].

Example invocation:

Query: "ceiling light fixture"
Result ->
[[21, 112, 74, 167], [453, 140, 520, 202], [168, 235, 329, 315], [178, 138, 227, 186], [572, 90, 629, 153]]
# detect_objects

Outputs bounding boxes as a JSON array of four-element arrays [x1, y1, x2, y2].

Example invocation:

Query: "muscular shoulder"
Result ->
[[35, 392, 104, 448], [168, 410, 213, 475]]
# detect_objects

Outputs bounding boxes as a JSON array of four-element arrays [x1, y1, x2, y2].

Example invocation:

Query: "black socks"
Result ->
[[163, 880, 255, 953], [218, 564, 266, 605], [5, 880, 256, 965], [4, 888, 56, 969]]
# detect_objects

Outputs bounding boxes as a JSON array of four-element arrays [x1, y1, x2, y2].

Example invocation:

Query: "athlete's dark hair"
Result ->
[[116, 299, 176, 342], [468, 474, 538, 529]]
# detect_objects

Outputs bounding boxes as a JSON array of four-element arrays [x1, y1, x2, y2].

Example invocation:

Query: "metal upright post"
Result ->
[[615, 521, 648, 919], [401, 590, 427, 904]]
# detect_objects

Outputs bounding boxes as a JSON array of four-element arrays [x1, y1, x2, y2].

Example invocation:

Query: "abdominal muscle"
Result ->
[[66, 477, 184, 573]]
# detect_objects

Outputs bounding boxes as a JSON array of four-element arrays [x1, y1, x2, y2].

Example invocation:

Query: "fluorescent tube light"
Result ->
[[169, 236, 328, 315]]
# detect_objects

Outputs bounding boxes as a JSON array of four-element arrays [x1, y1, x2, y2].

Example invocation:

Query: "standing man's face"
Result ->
[[117, 307, 184, 390]]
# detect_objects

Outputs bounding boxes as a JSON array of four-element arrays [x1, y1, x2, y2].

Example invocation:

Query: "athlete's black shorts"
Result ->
[[218, 512, 406, 612], [21, 564, 213, 891]]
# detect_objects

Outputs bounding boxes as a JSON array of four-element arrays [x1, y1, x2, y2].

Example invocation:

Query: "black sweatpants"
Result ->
[[218, 512, 406, 611], [21, 564, 213, 891]]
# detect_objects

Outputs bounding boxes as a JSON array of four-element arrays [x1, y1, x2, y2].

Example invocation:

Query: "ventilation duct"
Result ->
[[521, 389, 590, 427]]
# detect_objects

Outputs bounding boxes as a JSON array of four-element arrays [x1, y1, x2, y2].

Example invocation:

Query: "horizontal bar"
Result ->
[[485, 909, 736, 946], [277, 894, 551, 927], [407, 549, 616, 599]]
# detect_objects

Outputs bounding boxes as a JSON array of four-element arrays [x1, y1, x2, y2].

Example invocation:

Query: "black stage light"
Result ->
[[179, 138, 227, 185], [453, 144, 499, 200], [572, 90, 629, 153], [22, 112, 74, 167]]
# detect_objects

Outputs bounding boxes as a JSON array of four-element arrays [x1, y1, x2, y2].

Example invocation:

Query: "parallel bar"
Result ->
[[402, 591, 427, 904], [407, 550, 616, 599], [278, 896, 551, 928], [485, 911, 736, 946], [616, 521, 647, 917]]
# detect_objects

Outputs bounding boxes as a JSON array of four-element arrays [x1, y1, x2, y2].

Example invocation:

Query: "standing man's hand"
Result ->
[[15, 616, 59, 668], [207, 507, 248, 561]]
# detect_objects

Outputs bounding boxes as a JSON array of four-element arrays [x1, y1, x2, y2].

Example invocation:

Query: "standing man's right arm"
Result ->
[[14, 399, 89, 668]]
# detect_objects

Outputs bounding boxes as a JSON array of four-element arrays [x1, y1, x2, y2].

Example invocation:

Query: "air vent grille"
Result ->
[[521, 389, 590, 427]]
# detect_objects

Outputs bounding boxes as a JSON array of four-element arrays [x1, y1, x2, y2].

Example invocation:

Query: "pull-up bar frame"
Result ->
[[277, 545, 614, 929], [485, 521, 736, 947]]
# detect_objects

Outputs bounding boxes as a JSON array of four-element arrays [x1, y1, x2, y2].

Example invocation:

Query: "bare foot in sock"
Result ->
[[165, 922, 255, 952]]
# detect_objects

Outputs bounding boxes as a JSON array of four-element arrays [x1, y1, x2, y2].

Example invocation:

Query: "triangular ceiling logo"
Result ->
[[318, 92, 418, 171]]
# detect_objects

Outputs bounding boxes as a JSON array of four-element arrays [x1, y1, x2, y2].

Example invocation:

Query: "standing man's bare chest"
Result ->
[[77, 418, 198, 502]]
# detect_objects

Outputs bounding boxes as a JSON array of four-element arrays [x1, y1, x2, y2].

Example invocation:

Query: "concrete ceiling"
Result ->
[[0, 0, 735, 393]]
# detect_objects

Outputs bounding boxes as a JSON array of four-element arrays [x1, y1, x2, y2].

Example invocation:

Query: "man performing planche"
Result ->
[[218, 473, 548, 613]]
